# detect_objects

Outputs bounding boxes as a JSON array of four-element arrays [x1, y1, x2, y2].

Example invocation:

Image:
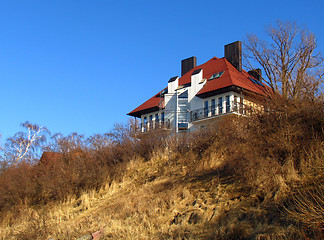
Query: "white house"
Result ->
[[128, 41, 268, 133]]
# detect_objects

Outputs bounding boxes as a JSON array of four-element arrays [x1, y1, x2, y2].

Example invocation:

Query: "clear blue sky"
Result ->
[[0, 0, 323, 142]]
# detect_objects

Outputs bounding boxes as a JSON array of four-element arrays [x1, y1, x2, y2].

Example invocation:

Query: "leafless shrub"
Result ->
[[282, 146, 324, 238], [14, 209, 50, 240]]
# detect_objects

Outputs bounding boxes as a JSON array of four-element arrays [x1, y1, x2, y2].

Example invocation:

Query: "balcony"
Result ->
[[134, 120, 171, 133], [190, 101, 249, 122]]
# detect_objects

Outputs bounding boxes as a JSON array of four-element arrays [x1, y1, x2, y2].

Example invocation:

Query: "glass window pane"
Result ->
[[211, 99, 215, 116], [226, 95, 230, 113], [204, 101, 208, 117], [161, 112, 165, 122], [218, 97, 223, 114]]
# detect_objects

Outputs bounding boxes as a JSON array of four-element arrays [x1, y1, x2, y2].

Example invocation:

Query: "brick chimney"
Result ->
[[181, 56, 197, 76], [248, 69, 262, 82], [224, 41, 242, 72]]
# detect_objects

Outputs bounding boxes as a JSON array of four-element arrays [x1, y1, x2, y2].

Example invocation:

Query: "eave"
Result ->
[[127, 106, 162, 118]]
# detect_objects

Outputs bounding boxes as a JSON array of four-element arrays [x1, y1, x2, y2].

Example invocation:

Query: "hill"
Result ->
[[0, 99, 323, 239]]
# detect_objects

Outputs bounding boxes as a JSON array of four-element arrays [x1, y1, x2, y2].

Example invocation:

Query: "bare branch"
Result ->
[[4, 121, 50, 166], [244, 20, 323, 100]]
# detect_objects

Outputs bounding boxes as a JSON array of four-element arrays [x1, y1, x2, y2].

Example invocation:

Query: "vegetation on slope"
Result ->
[[0, 97, 323, 239]]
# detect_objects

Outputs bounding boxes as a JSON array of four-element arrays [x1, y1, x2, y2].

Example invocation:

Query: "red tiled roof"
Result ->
[[39, 152, 63, 165], [127, 88, 165, 117], [128, 57, 269, 117], [196, 57, 268, 96]]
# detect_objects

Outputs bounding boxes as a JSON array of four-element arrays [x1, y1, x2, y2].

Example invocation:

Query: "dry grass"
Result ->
[[0, 146, 306, 239], [0, 99, 323, 239], [0, 147, 231, 239]]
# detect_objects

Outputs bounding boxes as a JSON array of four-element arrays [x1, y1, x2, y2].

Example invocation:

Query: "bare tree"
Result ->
[[3, 121, 50, 166], [244, 20, 323, 100], [45, 132, 86, 153], [87, 133, 112, 151]]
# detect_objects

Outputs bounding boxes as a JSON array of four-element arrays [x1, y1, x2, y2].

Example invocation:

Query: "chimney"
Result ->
[[248, 69, 262, 82], [181, 56, 197, 76], [224, 41, 242, 72]]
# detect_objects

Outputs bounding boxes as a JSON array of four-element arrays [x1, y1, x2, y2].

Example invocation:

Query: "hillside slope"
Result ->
[[0, 149, 296, 239], [0, 100, 323, 239]]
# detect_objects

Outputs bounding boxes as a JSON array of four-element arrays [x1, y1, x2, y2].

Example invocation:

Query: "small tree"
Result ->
[[3, 121, 50, 166], [87, 133, 112, 151], [45, 132, 86, 153], [244, 20, 323, 100]]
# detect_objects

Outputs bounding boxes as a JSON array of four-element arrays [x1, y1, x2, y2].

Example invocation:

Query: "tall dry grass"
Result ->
[[0, 98, 323, 239]]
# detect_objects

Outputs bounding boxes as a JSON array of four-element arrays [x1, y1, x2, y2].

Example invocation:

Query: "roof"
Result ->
[[127, 88, 166, 117], [128, 57, 269, 117], [196, 57, 268, 97], [39, 152, 63, 165]]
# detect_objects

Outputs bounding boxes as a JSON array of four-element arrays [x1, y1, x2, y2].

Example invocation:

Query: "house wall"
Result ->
[[188, 91, 244, 131], [189, 70, 204, 100], [164, 93, 177, 129], [141, 110, 165, 131], [243, 98, 263, 113], [196, 91, 242, 111], [139, 89, 247, 132]]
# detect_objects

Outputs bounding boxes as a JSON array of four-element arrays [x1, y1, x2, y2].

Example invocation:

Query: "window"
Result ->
[[161, 112, 165, 123], [160, 88, 168, 97], [178, 122, 188, 130], [149, 115, 153, 130], [209, 71, 224, 80], [204, 100, 209, 117], [226, 95, 230, 113], [234, 96, 238, 112], [155, 114, 159, 128], [179, 90, 188, 98], [143, 117, 147, 131], [211, 99, 216, 116], [218, 97, 223, 114], [240, 97, 244, 114], [249, 77, 264, 86]]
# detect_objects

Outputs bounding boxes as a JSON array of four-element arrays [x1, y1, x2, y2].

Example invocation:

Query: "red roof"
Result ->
[[39, 152, 63, 165], [128, 57, 269, 117], [127, 88, 165, 117]]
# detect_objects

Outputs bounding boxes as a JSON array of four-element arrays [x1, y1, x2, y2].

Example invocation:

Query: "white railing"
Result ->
[[135, 120, 171, 133], [190, 101, 248, 122]]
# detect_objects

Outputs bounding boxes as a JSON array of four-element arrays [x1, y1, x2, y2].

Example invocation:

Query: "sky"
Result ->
[[0, 0, 323, 143]]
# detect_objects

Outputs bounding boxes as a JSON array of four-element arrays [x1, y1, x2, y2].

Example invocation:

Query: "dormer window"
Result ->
[[209, 71, 224, 80], [160, 88, 168, 97], [249, 77, 264, 86]]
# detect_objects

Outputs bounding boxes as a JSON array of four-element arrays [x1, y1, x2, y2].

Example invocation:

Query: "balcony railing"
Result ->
[[190, 101, 248, 122], [135, 120, 171, 133]]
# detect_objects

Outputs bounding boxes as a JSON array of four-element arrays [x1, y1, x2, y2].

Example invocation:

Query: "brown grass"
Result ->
[[0, 98, 323, 239]]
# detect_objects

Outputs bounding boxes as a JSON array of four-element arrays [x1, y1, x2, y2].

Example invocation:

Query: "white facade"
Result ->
[[139, 69, 245, 133]]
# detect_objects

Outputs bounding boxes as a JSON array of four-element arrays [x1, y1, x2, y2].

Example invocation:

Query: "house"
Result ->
[[39, 150, 89, 166], [39, 152, 63, 165], [128, 41, 268, 133]]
